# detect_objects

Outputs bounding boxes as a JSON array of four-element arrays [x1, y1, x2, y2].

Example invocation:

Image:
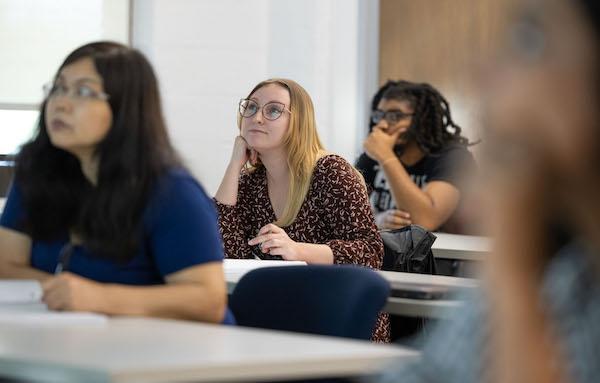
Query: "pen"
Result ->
[[54, 242, 74, 275]]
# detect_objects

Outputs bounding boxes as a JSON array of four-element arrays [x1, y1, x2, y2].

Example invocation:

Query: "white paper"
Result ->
[[0, 311, 108, 327], [0, 280, 43, 304], [0, 279, 107, 326], [223, 259, 306, 275]]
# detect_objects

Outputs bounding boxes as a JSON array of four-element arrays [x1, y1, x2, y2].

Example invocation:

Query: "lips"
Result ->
[[49, 118, 72, 131], [247, 128, 267, 134]]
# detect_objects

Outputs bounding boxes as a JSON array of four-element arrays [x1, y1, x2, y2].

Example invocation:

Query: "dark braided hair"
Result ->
[[371, 80, 476, 155]]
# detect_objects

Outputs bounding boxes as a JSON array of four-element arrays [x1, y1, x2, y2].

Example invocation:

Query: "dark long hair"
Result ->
[[15, 41, 181, 262], [370, 80, 476, 155]]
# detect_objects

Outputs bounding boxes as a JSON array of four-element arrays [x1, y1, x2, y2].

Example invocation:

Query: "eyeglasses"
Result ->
[[43, 82, 110, 102], [239, 99, 291, 121], [371, 110, 413, 125], [508, 12, 546, 62]]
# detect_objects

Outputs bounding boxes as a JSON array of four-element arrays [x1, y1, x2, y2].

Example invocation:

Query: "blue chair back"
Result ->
[[229, 265, 389, 340]]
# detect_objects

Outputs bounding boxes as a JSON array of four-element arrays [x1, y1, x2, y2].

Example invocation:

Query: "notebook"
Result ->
[[224, 259, 307, 284], [0, 280, 43, 304], [0, 279, 107, 326]]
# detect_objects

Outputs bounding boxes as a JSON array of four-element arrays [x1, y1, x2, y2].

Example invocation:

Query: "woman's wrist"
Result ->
[[227, 159, 245, 174], [296, 243, 334, 264]]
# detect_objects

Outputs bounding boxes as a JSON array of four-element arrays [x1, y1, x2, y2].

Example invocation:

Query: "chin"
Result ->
[[244, 137, 269, 150], [48, 139, 82, 157], [48, 137, 71, 151], [242, 136, 259, 148]]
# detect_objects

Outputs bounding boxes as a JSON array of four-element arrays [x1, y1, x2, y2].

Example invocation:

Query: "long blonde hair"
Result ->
[[239, 78, 325, 227]]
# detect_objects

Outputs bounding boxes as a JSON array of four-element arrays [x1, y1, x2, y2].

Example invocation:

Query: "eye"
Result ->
[[509, 13, 546, 62], [371, 110, 384, 123], [75, 85, 97, 98], [240, 100, 260, 117], [51, 83, 68, 96], [264, 104, 283, 119], [245, 101, 258, 114], [390, 112, 406, 123]]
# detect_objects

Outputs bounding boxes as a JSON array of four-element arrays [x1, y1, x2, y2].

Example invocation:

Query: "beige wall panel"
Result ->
[[379, 0, 518, 143]]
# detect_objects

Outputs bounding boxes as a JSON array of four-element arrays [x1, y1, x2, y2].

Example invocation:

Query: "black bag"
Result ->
[[380, 225, 437, 274]]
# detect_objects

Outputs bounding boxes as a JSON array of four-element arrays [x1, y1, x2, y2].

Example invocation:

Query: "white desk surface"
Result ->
[[0, 317, 417, 383], [224, 260, 478, 319], [224, 258, 306, 287], [377, 270, 477, 318], [432, 232, 491, 261], [376, 270, 478, 289]]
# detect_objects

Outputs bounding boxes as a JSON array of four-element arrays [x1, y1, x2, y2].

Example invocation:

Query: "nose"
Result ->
[[48, 94, 73, 113], [253, 108, 264, 124], [375, 119, 389, 130]]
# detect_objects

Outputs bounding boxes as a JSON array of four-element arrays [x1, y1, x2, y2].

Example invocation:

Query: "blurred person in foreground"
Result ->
[[370, 0, 600, 382]]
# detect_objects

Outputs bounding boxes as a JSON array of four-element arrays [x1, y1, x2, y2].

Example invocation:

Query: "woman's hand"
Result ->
[[230, 135, 258, 168], [363, 126, 404, 163], [375, 209, 412, 230], [248, 223, 301, 261], [42, 272, 107, 312]]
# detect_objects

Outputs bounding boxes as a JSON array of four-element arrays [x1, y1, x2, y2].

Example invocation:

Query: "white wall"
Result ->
[[132, 0, 378, 194]]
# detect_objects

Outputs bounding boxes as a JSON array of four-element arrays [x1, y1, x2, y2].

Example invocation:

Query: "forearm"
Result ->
[[0, 260, 52, 282], [215, 162, 242, 205], [328, 238, 383, 268], [99, 282, 227, 323], [214, 200, 251, 259], [381, 158, 441, 229], [296, 243, 334, 264]]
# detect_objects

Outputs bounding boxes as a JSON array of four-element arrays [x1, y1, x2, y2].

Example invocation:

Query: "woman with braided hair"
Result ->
[[355, 81, 476, 233]]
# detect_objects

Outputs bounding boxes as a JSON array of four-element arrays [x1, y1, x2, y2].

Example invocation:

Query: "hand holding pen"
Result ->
[[42, 242, 105, 312], [248, 223, 301, 261]]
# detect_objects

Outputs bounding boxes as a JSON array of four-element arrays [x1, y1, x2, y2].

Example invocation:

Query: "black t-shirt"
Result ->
[[355, 144, 476, 214]]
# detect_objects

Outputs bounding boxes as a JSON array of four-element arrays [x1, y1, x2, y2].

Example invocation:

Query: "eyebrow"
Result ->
[[249, 97, 287, 105], [378, 108, 409, 113], [55, 75, 103, 86]]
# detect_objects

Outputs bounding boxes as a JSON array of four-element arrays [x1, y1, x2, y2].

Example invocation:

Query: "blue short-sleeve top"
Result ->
[[0, 169, 224, 285]]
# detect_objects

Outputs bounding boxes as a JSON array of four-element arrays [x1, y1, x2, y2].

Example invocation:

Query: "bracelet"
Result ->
[[380, 157, 397, 167]]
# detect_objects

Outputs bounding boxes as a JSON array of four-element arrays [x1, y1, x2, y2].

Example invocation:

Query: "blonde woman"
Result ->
[[215, 78, 388, 341]]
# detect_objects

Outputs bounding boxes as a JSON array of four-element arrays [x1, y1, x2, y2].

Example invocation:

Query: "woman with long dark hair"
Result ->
[[0, 42, 229, 323]]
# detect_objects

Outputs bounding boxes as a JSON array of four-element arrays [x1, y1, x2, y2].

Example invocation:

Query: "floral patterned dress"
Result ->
[[216, 154, 389, 342]]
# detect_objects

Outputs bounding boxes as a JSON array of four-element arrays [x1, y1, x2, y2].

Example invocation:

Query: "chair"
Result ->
[[229, 264, 390, 340]]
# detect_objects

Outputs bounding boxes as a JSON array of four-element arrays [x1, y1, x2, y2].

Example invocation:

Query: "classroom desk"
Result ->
[[224, 260, 478, 319], [431, 232, 491, 261], [378, 270, 478, 319], [0, 317, 416, 383]]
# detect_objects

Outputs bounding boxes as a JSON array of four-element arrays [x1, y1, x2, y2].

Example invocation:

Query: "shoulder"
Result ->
[[154, 168, 208, 199], [355, 152, 377, 170], [430, 144, 475, 164], [313, 154, 356, 177], [0, 181, 25, 230], [422, 144, 476, 175], [354, 153, 378, 186], [145, 168, 214, 220], [312, 154, 365, 190]]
